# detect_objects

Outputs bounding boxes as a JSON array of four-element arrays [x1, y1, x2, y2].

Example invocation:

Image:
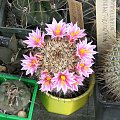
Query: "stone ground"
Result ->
[[32, 95, 95, 120]]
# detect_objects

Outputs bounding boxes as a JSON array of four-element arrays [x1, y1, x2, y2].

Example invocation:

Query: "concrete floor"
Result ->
[[33, 95, 95, 120]]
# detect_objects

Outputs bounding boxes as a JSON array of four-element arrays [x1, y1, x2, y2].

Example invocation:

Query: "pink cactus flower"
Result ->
[[76, 38, 97, 60], [72, 75, 84, 91], [37, 73, 53, 92], [66, 22, 86, 43], [21, 52, 39, 76], [24, 27, 45, 48], [76, 60, 94, 78], [45, 18, 67, 39], [51, 69, 75, 94]]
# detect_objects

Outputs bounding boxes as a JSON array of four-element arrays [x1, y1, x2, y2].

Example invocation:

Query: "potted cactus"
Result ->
[[0, 73, 38, 120], [21, 18, 97, 115], [95, 37, 120, 120]]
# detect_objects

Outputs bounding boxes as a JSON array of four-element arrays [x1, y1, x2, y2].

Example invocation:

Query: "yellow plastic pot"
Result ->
[[40, 74, 95, 115]]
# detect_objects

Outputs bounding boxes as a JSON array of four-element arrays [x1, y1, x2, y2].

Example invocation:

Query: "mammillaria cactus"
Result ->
[[21, 18, 97, 97], [0, 80, 31, 115]]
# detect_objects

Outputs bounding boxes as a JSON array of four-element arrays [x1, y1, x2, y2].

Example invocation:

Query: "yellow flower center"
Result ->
[[70, 32, 75, 37], [29, 59, 37, 67], [75, 30, 80, 35], [79, 48, 89, 55], [55, 29, 61, 35], [60, 75, 66, 86], [70, 30, 80, 37], [45, 76, 51, 85], [80, 63, 89, 70], [33, 36, 40, 43], [79, 48, 85, 55], [60, 75, 66, 81], [46, 76, 51, 81], [55, 24, 61, 35], [80, 63, 85, 67]]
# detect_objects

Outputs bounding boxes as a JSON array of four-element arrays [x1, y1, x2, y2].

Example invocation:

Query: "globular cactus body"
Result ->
[[0, 80, 31, 115], [96, 39, 120, 101]]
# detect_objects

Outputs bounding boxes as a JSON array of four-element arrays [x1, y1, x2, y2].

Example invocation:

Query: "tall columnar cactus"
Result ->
[[11, 0, 67, 29], [96, 38, 120, 101]]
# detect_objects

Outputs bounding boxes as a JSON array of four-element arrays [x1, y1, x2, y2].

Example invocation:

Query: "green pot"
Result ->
[[0, 73, 38, 120], [40, 74, 95, 115]]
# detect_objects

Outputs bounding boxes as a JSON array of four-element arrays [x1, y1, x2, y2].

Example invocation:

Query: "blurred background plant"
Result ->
[[6, 0, 69, 30], [77, 0, 96, 40]]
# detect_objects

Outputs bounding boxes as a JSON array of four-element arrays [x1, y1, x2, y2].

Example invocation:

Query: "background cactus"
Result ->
[[96, 37, 120, 102], [11, 0, 68, 30], [0, 80, 31, 116]]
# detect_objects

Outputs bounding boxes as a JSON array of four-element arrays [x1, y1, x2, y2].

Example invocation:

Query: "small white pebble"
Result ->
[[18, 111, 27, 118]]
